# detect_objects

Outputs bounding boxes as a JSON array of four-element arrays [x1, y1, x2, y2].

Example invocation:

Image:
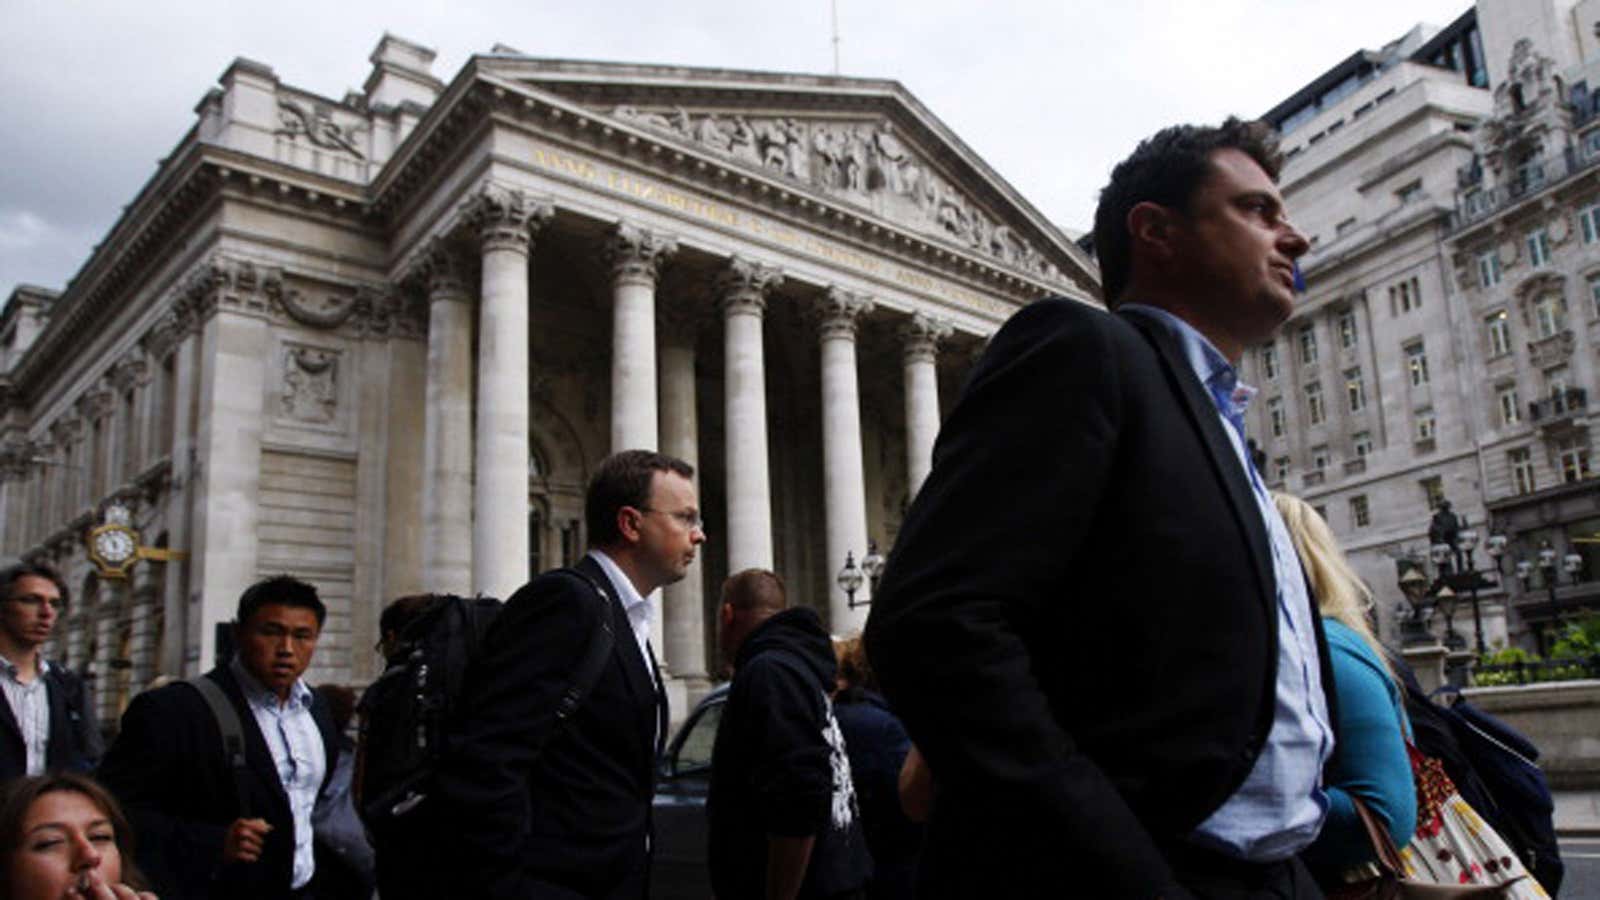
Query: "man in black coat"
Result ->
[[98, 576, 338, 900], [0, 562, 101, 782], [435, 449, 705, 899], [864, 119, 1337, 899]]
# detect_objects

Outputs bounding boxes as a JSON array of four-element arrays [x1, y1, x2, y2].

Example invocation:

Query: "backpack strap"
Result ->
[[186, 675, 253, 818], [529, 568, 616, 761]]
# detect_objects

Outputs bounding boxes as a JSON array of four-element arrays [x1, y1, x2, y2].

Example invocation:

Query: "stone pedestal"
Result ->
[[1403, 643, 1451, 693]]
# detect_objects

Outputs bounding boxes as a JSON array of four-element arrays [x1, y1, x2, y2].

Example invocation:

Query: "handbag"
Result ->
[[1397, 746, 1549, 899], [1325, 796, 1511, 899]]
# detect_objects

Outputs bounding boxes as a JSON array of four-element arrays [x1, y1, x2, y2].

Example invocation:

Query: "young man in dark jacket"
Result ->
[[0, 562, 101, 783], [708, 569, 870, 900]]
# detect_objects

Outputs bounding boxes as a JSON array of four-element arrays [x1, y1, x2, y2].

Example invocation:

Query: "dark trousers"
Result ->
[[1166, 843, 1325, 900]]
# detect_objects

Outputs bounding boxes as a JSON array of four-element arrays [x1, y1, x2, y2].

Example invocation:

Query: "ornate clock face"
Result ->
[[93, 527, 137, 566]]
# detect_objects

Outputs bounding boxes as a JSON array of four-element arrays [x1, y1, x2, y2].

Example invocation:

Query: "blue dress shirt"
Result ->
[[1122, 304, 1334, 862], [230, 656, 326, 890]]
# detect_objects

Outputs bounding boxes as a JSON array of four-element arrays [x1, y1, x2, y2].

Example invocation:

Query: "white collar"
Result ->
[[229, 655, 313, 711], [587, 549, 652, 626]]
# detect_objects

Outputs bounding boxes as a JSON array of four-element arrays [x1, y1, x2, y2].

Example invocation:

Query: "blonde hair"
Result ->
[[1272, 492, 1395, 682]]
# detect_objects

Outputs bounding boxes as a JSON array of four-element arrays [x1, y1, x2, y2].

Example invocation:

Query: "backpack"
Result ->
[[355, 593, 505, 829], [1397, 669, 1564, 895], [354, 571, 618, 834]]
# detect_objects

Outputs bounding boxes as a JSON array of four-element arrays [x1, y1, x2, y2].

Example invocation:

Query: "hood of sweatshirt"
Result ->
[[735, 606, 837, 685]]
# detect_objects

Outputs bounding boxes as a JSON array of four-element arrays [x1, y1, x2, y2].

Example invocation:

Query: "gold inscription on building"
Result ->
[[527, 144, 1013, 317]]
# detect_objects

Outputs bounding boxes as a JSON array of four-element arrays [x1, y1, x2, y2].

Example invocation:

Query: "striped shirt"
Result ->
[[0, 655, 51, 776]]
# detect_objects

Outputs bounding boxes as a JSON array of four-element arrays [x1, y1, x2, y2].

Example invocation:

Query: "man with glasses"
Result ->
[[0, 561, 100, 783], [437, 449, 706, 899]]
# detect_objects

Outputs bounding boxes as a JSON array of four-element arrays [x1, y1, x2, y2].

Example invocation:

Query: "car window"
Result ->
[[674, 702, 723, 774]]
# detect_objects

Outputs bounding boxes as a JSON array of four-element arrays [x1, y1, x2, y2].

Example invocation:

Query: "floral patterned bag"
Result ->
[[1398, 744, 1548, 898]]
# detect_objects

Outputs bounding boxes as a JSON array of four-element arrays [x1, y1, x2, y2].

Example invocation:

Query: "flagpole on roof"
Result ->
[[831, 0, 841, 75]]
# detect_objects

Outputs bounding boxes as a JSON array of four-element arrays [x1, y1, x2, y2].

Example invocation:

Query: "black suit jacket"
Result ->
[[0, 663, 102, 782], [435, 556, 668, 899], [864, 298, 1337, 898], [96, 665, 338, 900]]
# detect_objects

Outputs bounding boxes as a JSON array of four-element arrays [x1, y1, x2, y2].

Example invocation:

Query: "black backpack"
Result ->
[[355, 593, 504, 829], [354, 571, 618, 835], [1397, 668, 1564, 895]]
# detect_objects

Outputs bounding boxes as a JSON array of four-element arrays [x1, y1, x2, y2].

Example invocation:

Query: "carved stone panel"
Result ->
[[279, 342, 340, 426]]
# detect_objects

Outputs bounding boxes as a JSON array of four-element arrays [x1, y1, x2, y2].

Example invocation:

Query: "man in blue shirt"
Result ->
[[866, 119, 1338, 898], [100, 576, 338, 899]]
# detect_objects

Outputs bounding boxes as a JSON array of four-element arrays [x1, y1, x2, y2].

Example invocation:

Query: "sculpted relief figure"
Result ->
[[605, 105, 1061, 278]]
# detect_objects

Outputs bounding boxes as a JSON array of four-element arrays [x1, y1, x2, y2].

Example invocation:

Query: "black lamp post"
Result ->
[[836, 540, 887, 610], [1426, 501, 1506, 655], [1396, 562, 1434, 646], [1516, 541, 1583, 654]]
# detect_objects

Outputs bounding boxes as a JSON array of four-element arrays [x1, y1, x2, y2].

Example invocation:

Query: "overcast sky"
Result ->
[[1, 0, 1475, 299]]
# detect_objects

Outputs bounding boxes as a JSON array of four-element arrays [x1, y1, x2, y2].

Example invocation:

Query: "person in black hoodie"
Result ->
[[708, 569, 871, 900]]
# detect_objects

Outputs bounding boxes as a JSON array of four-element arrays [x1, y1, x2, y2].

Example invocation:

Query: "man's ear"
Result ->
[[719, 602, 734, 628], [616, 507, 644, 544], [1126, 201, 1178, 260]]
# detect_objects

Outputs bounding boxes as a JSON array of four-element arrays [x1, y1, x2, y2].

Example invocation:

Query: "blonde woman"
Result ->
[[1272, 493, 1417, 874]]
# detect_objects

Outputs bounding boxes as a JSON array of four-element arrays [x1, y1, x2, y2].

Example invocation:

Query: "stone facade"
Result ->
[[1249, 2, 1600, 653], [0, 35, 1095, 724]]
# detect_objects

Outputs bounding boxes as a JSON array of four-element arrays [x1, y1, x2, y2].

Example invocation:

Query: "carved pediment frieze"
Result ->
[[606, 106, 1059, 280]]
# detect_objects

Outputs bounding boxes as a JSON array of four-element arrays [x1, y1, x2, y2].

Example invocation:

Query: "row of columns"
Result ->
[[415, 182, 955, 682]]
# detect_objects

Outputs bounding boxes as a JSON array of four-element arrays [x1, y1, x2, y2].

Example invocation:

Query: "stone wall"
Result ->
[[1463, 679, 1600, 790]]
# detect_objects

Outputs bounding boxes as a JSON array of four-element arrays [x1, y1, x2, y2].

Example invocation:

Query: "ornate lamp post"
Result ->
[[1396, 563, 1434, 646], [1426, 501, 1505, 655], [835, 539, 887, 610], [1517, 541, 1584, 654]]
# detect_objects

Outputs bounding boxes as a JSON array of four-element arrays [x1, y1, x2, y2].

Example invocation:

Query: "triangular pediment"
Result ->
[[475, 56, 1096, 293]]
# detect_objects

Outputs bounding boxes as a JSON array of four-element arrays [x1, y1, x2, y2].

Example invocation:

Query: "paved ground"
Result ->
[[1559, 837, 1600, 898], [1558, 792, 1600, 837]]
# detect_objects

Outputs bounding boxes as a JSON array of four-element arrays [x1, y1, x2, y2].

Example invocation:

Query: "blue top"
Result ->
[[1305, 618, 1417, 870], [1121, 304, 1333, 861]]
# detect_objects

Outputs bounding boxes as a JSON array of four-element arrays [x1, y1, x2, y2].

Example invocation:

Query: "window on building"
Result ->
[[1389, 276, 1422, 315], [1486, 309, 1511, 357], [1558, 437, 1592, 483], [1396, 180, 1423, 204], [1350, 494, 1371, 528], [1518, 160, 1547, 192], [1532, 293, 1567, 338], [1345, 368, 1366, 413], [1582, 203, 1600, 244], [1353, 431, 1373, 458], [1510, 447, 1537, 495], [1478, 250, 1502, 288], [1306, 382, 1326, 426], [1589, 273, 1600, 318], [1405, 341, 1430, 386], [1420, 475, 1445, 510], [1299, 325, 1318, 365], [1260, 343, 1279, 380], [1337, 309, 1358, 349], [1273, 456, 1290, 484], [1313, 504, 1328, 521], [1268, 397, 1286, 438], [1527, 228, 1552, 267], [1336, 217, 1358, 237], [1415, 407, 1436, 442], [1498, 385, 1521, 426], [1312, 445, 1330, 472]]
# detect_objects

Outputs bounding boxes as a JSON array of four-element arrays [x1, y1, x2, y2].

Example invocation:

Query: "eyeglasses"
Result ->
[[638, 507, 704, 531]]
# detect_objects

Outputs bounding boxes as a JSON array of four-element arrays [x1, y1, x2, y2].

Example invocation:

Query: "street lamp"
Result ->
[[836, 540, 888, 610], [1425, 501, 1504, 655], [1396, 563, 1434, 646], [836, 551, 866, 609], [1518, 541, 1584, 654]]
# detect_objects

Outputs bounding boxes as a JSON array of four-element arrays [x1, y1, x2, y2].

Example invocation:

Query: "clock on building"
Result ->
[[86, 503, 140, 579]]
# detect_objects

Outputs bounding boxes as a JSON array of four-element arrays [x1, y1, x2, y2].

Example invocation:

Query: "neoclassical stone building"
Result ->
[[0, 35, 1095, 722]]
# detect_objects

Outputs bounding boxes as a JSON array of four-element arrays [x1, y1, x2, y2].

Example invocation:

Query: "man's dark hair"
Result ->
[[585, 449, 695, 547], [236, 574, 326, 627], [1092, 117, 1283, 306], [0, 561, 69, 611], [379, 593, 439, 640]]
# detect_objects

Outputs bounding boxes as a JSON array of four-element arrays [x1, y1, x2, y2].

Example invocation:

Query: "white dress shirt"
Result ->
[[229, 657, 326, 890]]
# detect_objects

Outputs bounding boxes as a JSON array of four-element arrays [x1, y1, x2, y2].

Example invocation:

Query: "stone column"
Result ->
[[718, 256, 784, 574], [418, 241, 475, 594], [606, 224, 677, 454], [658, 306, 707, 711], [902, 313, 952, 500], [817, 289, 874, 634], [466, 185, 553, 600], [159, 307, 198, 676]]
